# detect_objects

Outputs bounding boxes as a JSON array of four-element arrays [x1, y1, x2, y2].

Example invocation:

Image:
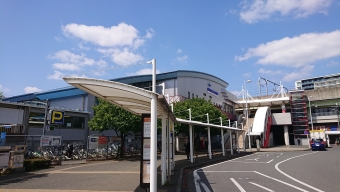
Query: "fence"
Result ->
[[2, 134, 142, 166]]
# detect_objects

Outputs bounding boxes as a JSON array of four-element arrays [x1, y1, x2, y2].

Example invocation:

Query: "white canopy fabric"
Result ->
[[62, 77, 175, 121]]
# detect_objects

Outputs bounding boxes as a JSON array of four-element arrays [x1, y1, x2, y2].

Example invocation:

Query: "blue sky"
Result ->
[[1, 0, 340, 98]]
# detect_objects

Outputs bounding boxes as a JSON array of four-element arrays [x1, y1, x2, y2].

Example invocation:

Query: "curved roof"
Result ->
[[63, 77, 175, 121], [111, 70, 229, 88]]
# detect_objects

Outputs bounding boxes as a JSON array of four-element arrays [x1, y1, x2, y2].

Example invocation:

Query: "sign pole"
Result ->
[[150, 59, 157, 192]]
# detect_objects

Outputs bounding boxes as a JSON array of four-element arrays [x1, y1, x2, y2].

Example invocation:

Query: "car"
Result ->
[[310, 138, 326, 151]]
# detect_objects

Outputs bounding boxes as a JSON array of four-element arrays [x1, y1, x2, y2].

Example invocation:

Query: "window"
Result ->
[[196, 95, 198, 98], [203, 93, 206, 96], [192, 93, 194, 99], [209, 96, 212, 99], [188, 92, 190, 99], [29, 112, 45, 127], [62, 116, 85, 129]]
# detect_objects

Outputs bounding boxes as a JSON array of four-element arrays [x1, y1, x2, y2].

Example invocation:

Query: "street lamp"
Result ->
[[308, 96, 314, 130], [245, 80, 251, 150]]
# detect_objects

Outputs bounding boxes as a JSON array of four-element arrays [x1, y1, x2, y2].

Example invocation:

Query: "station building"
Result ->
[[1, 71, 339, 148], [1, 70, 237, 147]]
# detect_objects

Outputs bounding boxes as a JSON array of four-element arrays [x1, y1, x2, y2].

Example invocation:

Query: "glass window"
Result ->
[[29, 112, 45, 127], [62, 116, 85, 129], [188, 92, 190, 99]]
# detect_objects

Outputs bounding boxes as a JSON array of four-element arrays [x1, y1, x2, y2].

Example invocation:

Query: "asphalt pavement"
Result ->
[[0, 145, 314, 192]]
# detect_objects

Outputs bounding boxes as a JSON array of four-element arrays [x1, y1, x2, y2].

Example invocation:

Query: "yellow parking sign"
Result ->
[[51, 111, 64, 125]]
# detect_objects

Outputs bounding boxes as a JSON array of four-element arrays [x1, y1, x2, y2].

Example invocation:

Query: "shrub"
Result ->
[[24, 159, 51, 172]]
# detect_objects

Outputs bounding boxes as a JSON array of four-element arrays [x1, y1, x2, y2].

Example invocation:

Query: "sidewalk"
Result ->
[[0, 146, 309, 192]]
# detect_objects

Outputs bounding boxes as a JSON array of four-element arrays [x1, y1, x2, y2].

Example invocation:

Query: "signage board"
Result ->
[[40, 136, 62, 146], [50, 111, 64, 125], [140, 114, 151, 189]]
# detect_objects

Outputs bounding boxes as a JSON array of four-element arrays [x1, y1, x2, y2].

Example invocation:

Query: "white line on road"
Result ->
[[230, 178, 246, 192], [255, 171, 308, 192], [200, 153, 255, 170], [267, 159, 274, 163], [194, 170, 211, 192], [249, 182, 275, 192], [274, 152, 325, 192]]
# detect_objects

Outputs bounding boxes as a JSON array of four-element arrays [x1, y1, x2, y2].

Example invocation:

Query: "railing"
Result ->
[[165, 95, 187, 104], [312, 111, 339, 117]]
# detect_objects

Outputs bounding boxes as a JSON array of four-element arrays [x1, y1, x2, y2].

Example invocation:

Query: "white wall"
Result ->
[[0, 107, 24, 124]]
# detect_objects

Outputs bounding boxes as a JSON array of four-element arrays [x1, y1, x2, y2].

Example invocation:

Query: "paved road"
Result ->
[[190, 147, 340, 192]]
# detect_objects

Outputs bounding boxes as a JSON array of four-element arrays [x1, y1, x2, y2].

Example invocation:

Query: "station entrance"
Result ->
[[271, 125, 285, 146]]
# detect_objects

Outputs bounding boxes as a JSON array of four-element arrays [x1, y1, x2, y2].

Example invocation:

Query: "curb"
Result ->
[[175, 152, 252, 192]]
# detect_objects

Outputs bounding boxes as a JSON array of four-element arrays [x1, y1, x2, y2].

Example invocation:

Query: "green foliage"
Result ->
[[0, 92, 3, 100], [88, 98, 142, 157], [88, 98, 142, 134], [173, 98, 228, 136], [24, 159, 51, 171]]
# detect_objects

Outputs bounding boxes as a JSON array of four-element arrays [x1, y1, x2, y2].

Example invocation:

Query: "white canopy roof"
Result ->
[[63, 77, 175, 121]]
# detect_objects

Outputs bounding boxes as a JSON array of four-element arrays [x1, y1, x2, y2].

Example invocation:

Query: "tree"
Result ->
[[88, 98, 142, 157], [173, 98, 228, 137], [0, 92, 3, 100]]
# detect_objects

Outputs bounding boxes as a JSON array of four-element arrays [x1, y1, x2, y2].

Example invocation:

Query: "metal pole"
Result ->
[[245, 80, 251, 150], [167, 116, 171, 181], [236, 131, 239, 153], [189, 124, 193, 163], [207, 113, 211, 159], [230, 131, 233, 155], [150, 59, 157, 192], [161, 111, 166, 185], [43, 99, 49, 135], [220, 117, 225, 156], [242, 123, 245, 152]]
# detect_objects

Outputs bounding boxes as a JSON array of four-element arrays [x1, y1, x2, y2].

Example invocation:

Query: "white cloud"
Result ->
[[0, 84, 10, 93], [145, 28, 155, 39], [62, 23, 147, 49], [47, 70, 64, 80], [177, 49, 182, 54], [243, 72, 251, 77], [175, 55, 188, 63], [235, 30, 340, 67], [282, 65, 314, 82], [24, 86, 42, 93], [49, 50, 95, 66], [126, 68, 161, 76], [258, 68, 283, 75], [327, 60, 339, 67], [53, 63, 81, 71], [240, 0, 332, 24], [49, 50, 107, 75], [98, 48, 143, 66], [69, 74, 87, 78], [78, 43, 90, 50]]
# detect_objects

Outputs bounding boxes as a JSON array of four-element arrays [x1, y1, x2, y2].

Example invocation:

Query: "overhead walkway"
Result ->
[[249, 106, 272, 148]]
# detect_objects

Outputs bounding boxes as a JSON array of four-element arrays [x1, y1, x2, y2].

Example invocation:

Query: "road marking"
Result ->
[[196, 170, 310, 192], [200, 153, 254, 170], [230, 178, 246, 192], [267, 159, 274, 163], [246, 158, 259, 161], [280, 153, 283, 155], [249, 182, 274, 192], [0, 160, 119, 184], [194, 169, 211, 192], [255, 171, 308, 192], [274, 152, 325, 192]]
